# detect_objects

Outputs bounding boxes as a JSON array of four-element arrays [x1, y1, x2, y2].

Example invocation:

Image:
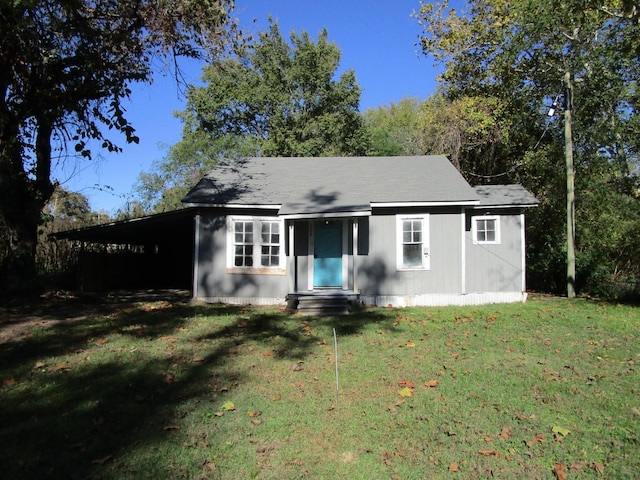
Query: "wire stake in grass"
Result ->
[[333, 327, 339, 406]]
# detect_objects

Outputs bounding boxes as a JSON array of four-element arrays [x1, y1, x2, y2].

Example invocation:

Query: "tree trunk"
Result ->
[[0, 117, 55, 292]]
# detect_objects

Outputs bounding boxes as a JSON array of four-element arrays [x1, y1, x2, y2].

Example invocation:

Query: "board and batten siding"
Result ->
[[464, 212, 524, 293], [357, 211, 462, 297], [194, 212, 289, 304]]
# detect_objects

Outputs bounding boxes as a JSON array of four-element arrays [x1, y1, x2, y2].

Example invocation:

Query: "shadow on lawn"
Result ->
[[0, 294, 396, 479]]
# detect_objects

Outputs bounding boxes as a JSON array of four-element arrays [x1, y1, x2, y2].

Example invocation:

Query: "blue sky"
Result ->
[[54, 0, 447, 213]]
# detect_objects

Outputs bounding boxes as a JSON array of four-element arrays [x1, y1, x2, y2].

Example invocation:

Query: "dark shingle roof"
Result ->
[[183, 155, 485, 217], [473, 185, 539, 208]]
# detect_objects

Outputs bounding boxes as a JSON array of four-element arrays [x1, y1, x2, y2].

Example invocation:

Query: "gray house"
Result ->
[[183, 156, 538, 312]]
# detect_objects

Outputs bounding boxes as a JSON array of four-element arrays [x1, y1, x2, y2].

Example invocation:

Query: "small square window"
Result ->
[[473, 216, 500, 244]]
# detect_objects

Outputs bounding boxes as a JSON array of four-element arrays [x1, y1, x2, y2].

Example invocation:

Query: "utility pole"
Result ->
[[564, 71, 576, 298]]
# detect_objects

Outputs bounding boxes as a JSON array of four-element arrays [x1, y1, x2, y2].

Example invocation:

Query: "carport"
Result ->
[[53, 208, 197, 292]]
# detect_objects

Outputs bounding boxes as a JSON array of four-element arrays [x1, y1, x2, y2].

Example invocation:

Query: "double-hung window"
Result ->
[[396, 215, 430, 270], [472, 216, 500, 244], [228, 216, 285, 272]]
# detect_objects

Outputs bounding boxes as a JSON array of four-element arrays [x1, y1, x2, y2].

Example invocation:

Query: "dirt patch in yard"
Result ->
[[0, 289, 191, 344]]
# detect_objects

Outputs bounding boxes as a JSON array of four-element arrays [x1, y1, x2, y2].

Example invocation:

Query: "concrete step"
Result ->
[[295, 295, 351, 316]]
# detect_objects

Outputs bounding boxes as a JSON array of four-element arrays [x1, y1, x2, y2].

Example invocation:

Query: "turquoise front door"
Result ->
[[314, 220, 342, 287]]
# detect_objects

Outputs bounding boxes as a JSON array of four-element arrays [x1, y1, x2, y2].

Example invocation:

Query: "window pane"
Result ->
[[403, 244, 422, 266], [259, 221, 281, 267], [401, 218, 424, 267], [475, 218, 496, 243]]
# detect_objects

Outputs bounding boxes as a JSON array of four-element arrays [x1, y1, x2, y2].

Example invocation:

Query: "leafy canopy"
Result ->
[[136, 21, 369, 212], [415, 0, 640, 297], [0, 0, 237, 284]]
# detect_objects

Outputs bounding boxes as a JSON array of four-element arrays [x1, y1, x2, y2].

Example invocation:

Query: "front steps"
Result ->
[[286, 291, 360, 316]]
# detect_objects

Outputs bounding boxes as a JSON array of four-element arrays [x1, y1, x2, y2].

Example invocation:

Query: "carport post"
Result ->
[[192, 213, 200, 300]]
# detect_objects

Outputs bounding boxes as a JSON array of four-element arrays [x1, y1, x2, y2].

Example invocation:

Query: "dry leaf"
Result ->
[[398, 387, 413, 397], [163, 425, 180, 431], [552, 425, 570, 437], [192, 355, 205, 362], [424, 379, 439, 388], [553, 462, 568, 480], [478, 449, 500, 457], [406, 341, 416, 347], [398, 379, 415, 389], [55, 364, 71, 372], [499, 426, 514, 439], [96, 338, 108, 345], [591, 462, 605, 474], [525, 433, 545, 447], [248, 410, 262, 418], [449, 462, 459, 472]]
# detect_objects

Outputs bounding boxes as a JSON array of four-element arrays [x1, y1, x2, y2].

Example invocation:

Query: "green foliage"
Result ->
[[415, 0, 640, 298], [179, 20, 368, 158], [137, 20, 370, 212], [0, 0, 237, 288], [36, 187, 109, 286], [363, 98, 425, 156]]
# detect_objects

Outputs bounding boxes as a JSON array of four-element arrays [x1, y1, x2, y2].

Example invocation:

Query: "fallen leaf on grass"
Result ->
[[478, 449, 500, 457], [398, 387, 413, 397], [96, 338, 108, 345], [222, 401, 236, 411], [424, 379, 439, 388], [553, 462, 567, 480], [248, 410, 262, 418], [405, 341, 416, 348], [398, 379, 415, 388], [590, 462, 605, 474], [2, 377, 17, 387], [163, 425, 181, 431], [552, 425, 570, 438], [525, 433, 545, 447], [499, 426, 514, 439], [55, 364, 71, 372], [192, 355, 205, 363], [449, 462, 459, 472]]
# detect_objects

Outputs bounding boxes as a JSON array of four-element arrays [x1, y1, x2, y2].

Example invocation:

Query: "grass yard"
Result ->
[[0, 294, 638, 479]]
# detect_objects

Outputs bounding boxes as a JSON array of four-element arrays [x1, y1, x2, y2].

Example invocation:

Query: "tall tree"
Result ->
[[416, 0, 640, 297], [0, 0, 237, 289], [363, 98, 425, 156], [136, 21, 369, 212], [179, 21, 368, 158]]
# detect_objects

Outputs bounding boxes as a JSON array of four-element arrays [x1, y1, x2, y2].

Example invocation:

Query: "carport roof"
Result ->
[[52, 208, 196, 245]]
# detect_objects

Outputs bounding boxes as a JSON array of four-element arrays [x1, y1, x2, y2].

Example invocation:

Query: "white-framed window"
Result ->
[[396, 214, 430, 270], [472, 216, 501, 244], [227, 216, 285, 272]]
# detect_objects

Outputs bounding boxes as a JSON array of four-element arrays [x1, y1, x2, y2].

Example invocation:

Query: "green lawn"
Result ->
[[1, 295, 638, 479]]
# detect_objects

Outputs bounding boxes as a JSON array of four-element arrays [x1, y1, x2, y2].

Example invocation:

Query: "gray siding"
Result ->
[[195, 212, 289, 301], [465, 212, 523, 292], [357, 211, 463, 296]]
